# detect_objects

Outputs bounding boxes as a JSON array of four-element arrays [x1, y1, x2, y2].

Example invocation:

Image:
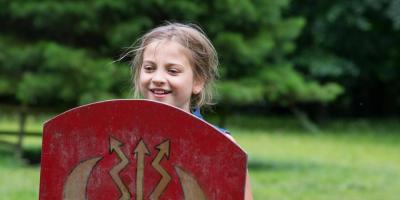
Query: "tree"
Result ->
[[289, 0, 400, 117], [0, 0, 347, 135], [208, 0, 343, 129], [0, 38, 126, 158]]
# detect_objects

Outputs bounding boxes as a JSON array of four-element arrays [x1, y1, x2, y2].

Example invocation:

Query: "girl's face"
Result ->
[[139, 40, 204, 112]]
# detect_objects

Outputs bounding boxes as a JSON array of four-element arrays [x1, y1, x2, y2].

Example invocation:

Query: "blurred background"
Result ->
[[0, 0, 399, 199]]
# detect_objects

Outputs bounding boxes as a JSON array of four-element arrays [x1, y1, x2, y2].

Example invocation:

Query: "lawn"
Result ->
[[0, 114, 399, 200], [225, 115, 400, 200]]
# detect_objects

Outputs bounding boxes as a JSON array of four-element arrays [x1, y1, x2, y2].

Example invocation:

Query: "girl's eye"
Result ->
[[143, 65, 155, 72], [168, 68, 180, 75]]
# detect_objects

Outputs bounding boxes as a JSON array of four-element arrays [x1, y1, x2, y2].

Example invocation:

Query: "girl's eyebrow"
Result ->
[[142, 60, 156, 65], [143, 60, 185, 67], [166, 62, 184, 67]]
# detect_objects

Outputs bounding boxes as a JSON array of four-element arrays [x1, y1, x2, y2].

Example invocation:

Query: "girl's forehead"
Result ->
[[143, 40, 192, 61], [146, 39, 186, 51]]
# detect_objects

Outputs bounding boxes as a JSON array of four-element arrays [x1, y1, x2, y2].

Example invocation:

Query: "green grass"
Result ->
[[0, 115, 45, 134], [1, 114, 399, 200], [223, 115, 400, 200], [0, 147, 40, 200], [235, 132, 400, 200], [0, 115, 44, 200]]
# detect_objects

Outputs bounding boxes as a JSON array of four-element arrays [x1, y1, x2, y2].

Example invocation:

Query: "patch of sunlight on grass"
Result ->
[[232, 128, 400, 200], [0, 115, 49, 133], [0, 135, 42, 148], [0, 165, 39, 200]]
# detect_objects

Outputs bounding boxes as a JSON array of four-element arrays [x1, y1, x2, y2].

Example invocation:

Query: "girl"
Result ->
[[129, 22, 253, 199]]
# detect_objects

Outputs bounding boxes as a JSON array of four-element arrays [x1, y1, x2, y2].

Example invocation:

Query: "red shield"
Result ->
[[39, 100, 247, 200]]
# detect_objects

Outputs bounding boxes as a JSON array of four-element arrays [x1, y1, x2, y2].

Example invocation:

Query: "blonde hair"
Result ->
[[129, 22, 219, 109]]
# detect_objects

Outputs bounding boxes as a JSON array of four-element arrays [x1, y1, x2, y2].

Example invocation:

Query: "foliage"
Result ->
[[290, 0, 400, 115], [261, 64, 344, 106], [0, 38, 125, 108], [0, 0, 344, 111]]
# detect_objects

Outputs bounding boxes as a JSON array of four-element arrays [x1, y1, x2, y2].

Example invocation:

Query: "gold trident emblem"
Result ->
[[63, 136, 206, 200]]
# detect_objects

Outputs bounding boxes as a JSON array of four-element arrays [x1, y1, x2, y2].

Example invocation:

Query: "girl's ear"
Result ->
[[192, 78, 205, 95]]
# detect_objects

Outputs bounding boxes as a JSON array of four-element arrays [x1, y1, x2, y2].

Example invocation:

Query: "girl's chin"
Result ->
[[148, 94, 168, 101], [147, 95, 170, 104]]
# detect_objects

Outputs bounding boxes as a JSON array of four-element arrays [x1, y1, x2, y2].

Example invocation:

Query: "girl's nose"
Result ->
[[151, 70, 166, 85]]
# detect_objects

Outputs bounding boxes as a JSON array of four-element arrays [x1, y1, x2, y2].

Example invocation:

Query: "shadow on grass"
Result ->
[[215, 114, 307, 133], [0, 130, 42, 137], [0, 140, 41, 166], [0, 140, 15, 149], [248, 158, 320, 171], [23, 147, 41, 165]]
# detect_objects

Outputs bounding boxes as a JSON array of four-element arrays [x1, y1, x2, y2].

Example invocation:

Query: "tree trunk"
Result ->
[[15, 107, 27, 159], [291, 106, 319, 133], [314, 103, 329, 124]]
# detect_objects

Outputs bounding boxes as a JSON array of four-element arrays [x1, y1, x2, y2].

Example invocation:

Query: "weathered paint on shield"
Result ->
[[39, 100, 247, 200]]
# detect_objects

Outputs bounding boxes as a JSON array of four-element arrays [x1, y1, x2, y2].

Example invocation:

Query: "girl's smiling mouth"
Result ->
[[150, 89, 172, 97]]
